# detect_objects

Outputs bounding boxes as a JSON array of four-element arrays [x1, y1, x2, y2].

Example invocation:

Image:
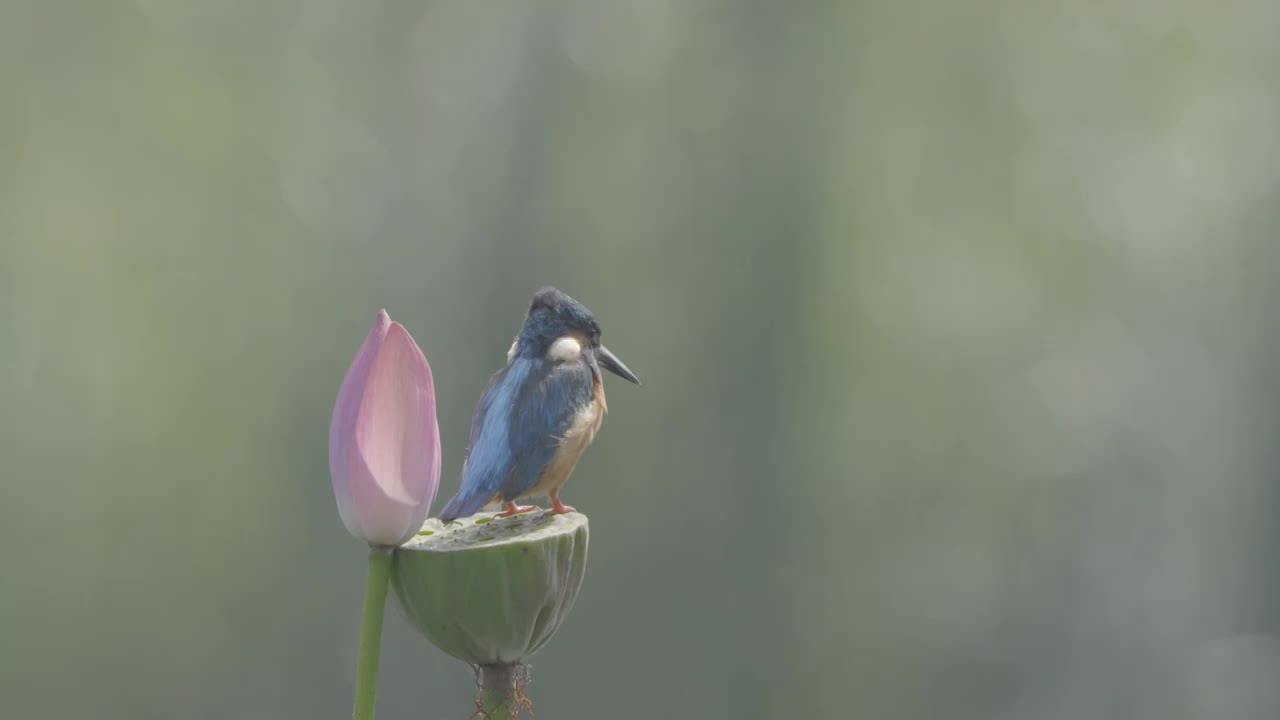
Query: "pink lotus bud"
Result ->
[[330, 310, 441, 546]]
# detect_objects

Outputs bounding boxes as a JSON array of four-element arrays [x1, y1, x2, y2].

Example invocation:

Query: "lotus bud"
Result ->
[[329, 309, 441, 547]]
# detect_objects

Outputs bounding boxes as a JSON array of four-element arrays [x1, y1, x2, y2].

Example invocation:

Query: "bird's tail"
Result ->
[[437, 490, 494, 522]]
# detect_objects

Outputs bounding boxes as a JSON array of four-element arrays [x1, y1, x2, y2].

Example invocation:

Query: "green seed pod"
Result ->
[[391, 511, 589, 665]]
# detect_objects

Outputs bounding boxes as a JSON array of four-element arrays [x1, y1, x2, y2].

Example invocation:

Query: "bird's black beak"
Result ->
[[596, 345, 641, 384]]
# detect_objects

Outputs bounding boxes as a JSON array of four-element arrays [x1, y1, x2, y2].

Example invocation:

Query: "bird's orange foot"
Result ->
[[546, 498, 577, 515], [496, 502, 540, 518]]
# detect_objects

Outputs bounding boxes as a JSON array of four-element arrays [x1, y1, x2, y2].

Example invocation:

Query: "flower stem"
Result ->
[[476, 663, 524, 719], [354, 547, 393, 720]]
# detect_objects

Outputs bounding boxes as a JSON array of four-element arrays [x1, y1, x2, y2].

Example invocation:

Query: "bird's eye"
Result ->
[[591, 332, 601, 346]]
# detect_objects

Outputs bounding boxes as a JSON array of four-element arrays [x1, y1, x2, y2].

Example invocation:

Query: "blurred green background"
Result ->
[[3, 1, 1280, 718]]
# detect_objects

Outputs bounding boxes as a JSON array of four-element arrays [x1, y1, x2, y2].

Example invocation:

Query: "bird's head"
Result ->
[[511, 287, 641, 384]]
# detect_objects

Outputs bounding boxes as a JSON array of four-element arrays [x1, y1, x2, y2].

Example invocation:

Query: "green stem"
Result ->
[[476, 664, 522, 719], [354, 547, 393, 720]]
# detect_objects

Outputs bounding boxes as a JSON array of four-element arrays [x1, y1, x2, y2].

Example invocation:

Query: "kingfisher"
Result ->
[[438, 287, 640, 521]]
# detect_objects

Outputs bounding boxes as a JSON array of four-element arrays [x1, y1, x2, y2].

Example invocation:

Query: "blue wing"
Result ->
[[437, 358, 536, 521], [502, 362, 594, 500]]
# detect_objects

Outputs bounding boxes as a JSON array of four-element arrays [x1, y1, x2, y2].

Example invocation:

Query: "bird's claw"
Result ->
[[496, 503, 540, 518], [546, 498, 576, 515]]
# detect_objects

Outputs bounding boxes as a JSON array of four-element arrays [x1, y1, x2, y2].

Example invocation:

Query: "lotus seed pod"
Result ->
[[391, 511, 588, 665]]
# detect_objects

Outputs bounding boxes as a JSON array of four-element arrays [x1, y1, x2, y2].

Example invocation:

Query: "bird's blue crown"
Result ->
[[515, 287, 601, 358]]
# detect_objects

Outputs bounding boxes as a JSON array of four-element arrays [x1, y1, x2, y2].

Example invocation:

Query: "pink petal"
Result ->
[[351, 321, 441, 545], [329, 310, 393, 539]]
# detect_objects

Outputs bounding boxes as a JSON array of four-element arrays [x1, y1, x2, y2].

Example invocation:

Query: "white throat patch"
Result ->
[[547, 335, 582, 362]]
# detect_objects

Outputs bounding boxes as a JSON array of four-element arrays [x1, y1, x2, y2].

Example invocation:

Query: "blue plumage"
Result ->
[[437, 358, 536, 521], [437, 287, 640, 521]]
